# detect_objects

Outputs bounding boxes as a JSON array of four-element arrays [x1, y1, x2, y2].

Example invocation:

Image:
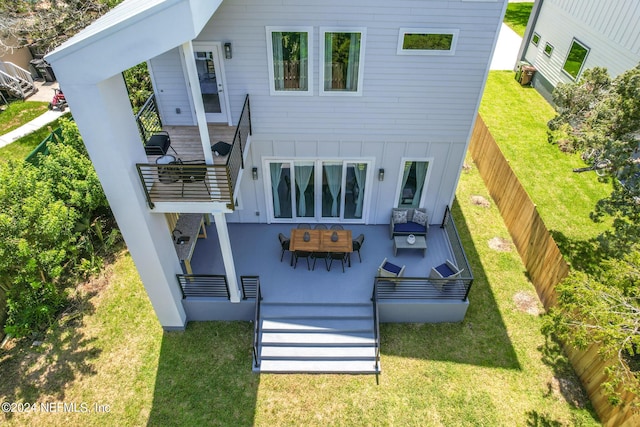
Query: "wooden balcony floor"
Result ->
[[145, 124, 237, 164], [188, 223, 459, 304]]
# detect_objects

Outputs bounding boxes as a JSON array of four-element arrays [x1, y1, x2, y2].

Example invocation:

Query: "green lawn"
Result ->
[[504, 2, 534, 37], [479, 71, 611, 269], [0, 114, 70, 162], [0, 171, 600, 425], [0, 101, 49, 135]]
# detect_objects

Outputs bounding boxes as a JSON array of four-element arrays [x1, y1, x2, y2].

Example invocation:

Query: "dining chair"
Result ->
[[297, 223, 311, 229], [278, 233, 290, 263], [328, 252, 347, 272], [352, 234, 365, 263], [293, 250, 311, 270], [311, 251, 329, 270], [330, 224, 344, 230], [314, 224, 327, 230]]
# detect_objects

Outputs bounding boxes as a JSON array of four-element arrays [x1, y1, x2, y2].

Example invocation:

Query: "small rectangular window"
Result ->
[[544, 43, 554, 57], [320, 28, 366, 96], [532, 33, 540, 46], [397, 28, 459, 55], [266, 27, 313, 95], [562, 39, 589, 80]]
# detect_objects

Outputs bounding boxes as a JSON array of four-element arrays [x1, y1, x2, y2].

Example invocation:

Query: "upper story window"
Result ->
[[320, 28, 366, 96], [532, 32, 541, 46], [397, 28, 459, 55], [544, 42, 554, 57], [266, 27, 313, 95], [562, 39, 590, 80]]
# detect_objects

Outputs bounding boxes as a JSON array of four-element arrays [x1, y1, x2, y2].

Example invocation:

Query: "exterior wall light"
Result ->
[[252, 167, 258, 180], [378, 168, 385, 181], [224, 43, 232, 59]]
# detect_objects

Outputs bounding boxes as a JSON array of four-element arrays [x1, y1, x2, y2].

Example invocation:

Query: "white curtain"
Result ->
[[295, 164, 313, 217], [325, 164, 342, 217], [412, 162, 428, 207], [270, 163, 283, 217], [345, 33, 361, 91], [352, 163, 366, 218], [399, 162, 412, 206], [273, 32, 284, 90]]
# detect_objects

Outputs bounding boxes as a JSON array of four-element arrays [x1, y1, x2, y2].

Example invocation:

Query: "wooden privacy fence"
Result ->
[[469, 115, 639, 426]]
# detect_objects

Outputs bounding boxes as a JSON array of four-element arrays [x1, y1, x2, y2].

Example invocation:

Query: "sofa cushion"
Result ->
[[392, 209, 407, 224], [393, 221, 426, 234], [412, 209, 427, 227]]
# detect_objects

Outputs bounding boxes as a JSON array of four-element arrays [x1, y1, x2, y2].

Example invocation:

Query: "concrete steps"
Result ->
[[255, 302, 380, 374]]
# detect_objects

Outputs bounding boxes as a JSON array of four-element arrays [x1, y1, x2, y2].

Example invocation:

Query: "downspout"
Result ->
[[516, 0, 544, 67]]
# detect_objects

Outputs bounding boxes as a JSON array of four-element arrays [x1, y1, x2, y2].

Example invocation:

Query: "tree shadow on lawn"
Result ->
[[550, 231, 608, 276], [381, 201, 520, 370], [0, 291, 101, 421], [148, 322, 259, 427]]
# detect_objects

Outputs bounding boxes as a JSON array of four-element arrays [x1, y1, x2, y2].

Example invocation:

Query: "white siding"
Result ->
[[151, 0, 506, 224], [149, 48, 195, 126], [523, 0, 640, 87]]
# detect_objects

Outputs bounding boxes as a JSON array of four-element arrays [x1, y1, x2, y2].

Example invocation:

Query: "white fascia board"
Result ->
[[46, 0, 222, 85]]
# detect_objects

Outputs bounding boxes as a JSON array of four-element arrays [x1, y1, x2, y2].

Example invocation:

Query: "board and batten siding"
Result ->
[[148, 48, 195, 126], [150, 0, 506, 224], [523, 0, 640, 88]]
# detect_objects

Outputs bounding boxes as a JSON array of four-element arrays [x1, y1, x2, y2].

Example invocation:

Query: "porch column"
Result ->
[[213, 212, 241, 302], [181, 41, 214, 165], [58, 74, 187, 330]]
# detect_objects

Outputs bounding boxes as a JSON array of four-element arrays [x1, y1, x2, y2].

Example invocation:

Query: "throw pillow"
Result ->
[[392, 210, 407, 224], [412, 210, 427, 227]]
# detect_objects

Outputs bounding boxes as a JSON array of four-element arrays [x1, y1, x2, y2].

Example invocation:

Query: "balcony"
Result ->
[[136, 95, 251, 210]]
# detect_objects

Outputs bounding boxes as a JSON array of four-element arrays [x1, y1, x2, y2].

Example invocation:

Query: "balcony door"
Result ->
[[192, 42, 229, 123], [266, 159, 372, 223]]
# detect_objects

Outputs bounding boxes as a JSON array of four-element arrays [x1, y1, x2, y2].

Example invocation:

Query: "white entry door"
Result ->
[[192, 43, 229, 123]]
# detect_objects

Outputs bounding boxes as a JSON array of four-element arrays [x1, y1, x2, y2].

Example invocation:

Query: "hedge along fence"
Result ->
[[469, 115, 639, 427], [25, 126, 64, 165]]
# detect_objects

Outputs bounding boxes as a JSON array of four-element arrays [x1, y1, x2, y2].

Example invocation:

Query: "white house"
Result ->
[[517, 0, 640, 101], [46, 0, 506, 373]]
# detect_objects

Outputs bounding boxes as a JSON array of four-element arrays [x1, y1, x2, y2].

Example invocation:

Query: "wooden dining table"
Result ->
[[289, 229, 353, 253]]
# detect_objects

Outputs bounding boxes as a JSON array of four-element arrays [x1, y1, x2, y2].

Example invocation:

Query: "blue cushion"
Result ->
[[394, 221, 426, 234], [212, 141, 232, 156], [382, 261, 402, 275], [435, 263, 455, 277]]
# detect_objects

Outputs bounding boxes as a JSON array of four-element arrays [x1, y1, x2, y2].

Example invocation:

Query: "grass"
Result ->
[[503, 2, 534, 37], [0, 170, 600, 425], [0, 101, 49, 135], [479, 72, 611, 269], [0, 114, 70, 162]]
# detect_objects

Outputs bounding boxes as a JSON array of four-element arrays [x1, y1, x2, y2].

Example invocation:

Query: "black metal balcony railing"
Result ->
[[176, 274, 230, 299], [135, 93, 163, 144], [374, 206, 474, 301], [136, 95, 251, 209]]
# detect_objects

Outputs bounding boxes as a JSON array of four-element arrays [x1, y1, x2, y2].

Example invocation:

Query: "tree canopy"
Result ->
[[0, 0, 120, 54]]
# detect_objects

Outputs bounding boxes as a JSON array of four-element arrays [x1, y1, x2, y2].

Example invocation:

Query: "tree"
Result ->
[[543, 246, 640, 406], [0, 0, 120, 54], [548, 65, 640, 254]]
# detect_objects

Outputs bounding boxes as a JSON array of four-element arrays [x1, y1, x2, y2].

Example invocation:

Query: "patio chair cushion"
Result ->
[[212, 141, 232, 156], [392, 209, 408, 224], [434, 263, 456, 277], [393, 221, 426, 234], [381, 261, 402, 275], [412, 209, 428, 227]]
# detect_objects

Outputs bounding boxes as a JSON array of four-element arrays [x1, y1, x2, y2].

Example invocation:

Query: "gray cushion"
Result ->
[[413, 210, 427, 227], [392, 210, 407, 224]]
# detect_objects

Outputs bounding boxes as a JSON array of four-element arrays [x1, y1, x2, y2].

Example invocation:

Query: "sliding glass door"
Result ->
[[266, 159, 370, 223]]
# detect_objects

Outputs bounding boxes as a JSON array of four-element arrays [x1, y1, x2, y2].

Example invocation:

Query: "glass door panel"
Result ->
[[193, 45, 228, 122], [344, 163, 367, 219], [294, 162, 315, 218], [269, 162, 292, 219], [398, 161, 429, 208], [322, 162, 343, 218]]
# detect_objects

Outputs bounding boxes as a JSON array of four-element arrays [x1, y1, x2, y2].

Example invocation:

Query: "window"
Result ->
[[266, 27, 313, 95], [544, 43, 554, 57], [562, 39, 589, 80], [397, 28, 459, 55], [532, 33, 540, 46], [396, 159, 431, 209], [320, 28, 366, 96]]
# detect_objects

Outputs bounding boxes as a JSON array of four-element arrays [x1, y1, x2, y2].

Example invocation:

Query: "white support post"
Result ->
[[213, 212, 241, 302], [58, 74, 187, 330], [181, 41, 214, 165]]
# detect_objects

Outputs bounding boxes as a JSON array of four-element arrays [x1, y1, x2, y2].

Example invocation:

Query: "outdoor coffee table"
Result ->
[[393, 235, 427, 257]]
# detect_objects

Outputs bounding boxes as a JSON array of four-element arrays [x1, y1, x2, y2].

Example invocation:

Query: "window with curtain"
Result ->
[[321, 28, 365, 95], [398, 161, 429, 208], [267, 27, 312, 95]]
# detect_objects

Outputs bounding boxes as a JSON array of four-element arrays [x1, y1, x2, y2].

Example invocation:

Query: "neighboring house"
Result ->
[[46, 0, 506, 373], [517, 0, 640, 102]]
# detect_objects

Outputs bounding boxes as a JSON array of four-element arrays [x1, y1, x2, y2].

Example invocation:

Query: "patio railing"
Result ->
[[136, 94, 251, 209], [252, 282, 263, 369], [135, 93, 163, 144], [175, 274, 260, 300], [371, 286, 381, 384], [375, 205, 474, 301]]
